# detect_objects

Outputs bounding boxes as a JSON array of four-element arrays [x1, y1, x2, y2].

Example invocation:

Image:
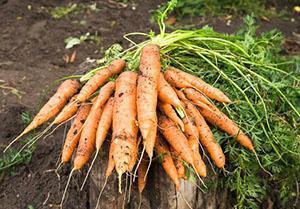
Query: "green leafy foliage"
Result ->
[[50, 3, 99, 19], [0, 112, 37, 175], [152, 0, 288, 20]]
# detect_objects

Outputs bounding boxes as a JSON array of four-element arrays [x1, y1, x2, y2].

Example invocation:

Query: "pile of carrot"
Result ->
[[5, 44, 257, 207]]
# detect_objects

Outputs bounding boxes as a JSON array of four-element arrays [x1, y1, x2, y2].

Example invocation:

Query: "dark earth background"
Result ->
[[0, 0, 299, 209]]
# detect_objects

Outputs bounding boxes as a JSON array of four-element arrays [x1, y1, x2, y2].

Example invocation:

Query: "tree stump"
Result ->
[[89, 143, 231, 209]]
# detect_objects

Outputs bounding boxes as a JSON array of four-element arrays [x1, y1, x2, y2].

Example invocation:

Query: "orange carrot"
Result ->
[[196, 101, 254, 151], [158, 72, 182, 109], [73, 81, 115, 170], [155, 135, 180, 190], [77, 59, 125, 103], [106, 140, 116, 177], [185, 101, 225, 168], [166, 67, 231, 103], [164, 69, 191, 89], [4, 79, 80, 152], [95, 97, 114, 150], [128, 136, 141, 172], [158, 115, 194, 165], [138, 156, 149, 193], [53, 94, 79, 125], [183, 88, 213, 108], [112, 71, 138, 190], [188, 135, 207, 177], [23, 80, 80, 135], [158, 102, 184, 131], [137, 44, 161, 159], [61, 104, 92, 163], [170, 147, 186, 179]]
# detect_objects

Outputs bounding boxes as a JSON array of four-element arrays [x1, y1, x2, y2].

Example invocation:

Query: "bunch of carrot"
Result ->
[[5, 43, 257, 206]]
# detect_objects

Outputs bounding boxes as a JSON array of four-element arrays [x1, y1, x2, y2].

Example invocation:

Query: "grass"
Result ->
[[49, 2, 99, 19], [0, 112, 36, 175], [79, 1, 299, 208], [152, 0, 292, 20]]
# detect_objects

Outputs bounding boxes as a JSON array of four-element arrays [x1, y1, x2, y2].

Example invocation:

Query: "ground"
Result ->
[[0, 1, 298, 209]]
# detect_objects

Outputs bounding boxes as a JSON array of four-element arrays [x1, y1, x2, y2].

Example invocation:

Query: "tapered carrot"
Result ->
[[73, 81, 115, 170], [164, 69, 192, 89], [112, 71, 138, 192], [5, 79, 80, 152], [158, 115, 194, 165], [158, 102, 184, 131], [155, 135, 180, 190], [183, 88, 213, 108], [158, 72, 183, 109], [188, 135, 207, 177], [196, 101, 254, 151], [106, 139, 116, 177], [128, 136, 141, 172], [138, 156, 149, 193], [80, 97, 115, 190], [185, 101, 225, 168], [166, 67, 231, 103], [95, 97, 114, 150], [61, 104, 92, 163], [174, 88, 188, 101], [170, 147, 186, 179], [137, 44, 161, 159], [53, 94, 80, 125], [76, 59, 125, 103]]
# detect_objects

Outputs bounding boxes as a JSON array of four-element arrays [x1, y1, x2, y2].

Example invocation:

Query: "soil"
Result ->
[[0, 1, 298, 209]]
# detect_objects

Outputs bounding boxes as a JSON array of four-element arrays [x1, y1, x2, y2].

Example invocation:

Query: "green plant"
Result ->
[[0, 112, 36, 175], [50, 3, 99, 19], [64, 32, 101, 49], [152, 0, 286, 20]]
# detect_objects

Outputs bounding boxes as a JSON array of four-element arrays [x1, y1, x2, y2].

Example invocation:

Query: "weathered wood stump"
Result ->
[[89, 142, 231, 209]]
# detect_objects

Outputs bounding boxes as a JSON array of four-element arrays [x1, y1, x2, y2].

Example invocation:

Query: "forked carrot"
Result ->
[[5, 79, 80, 152], [158, 102, 184, 131], [137, 44, 161, 160], [73, 81, 115, 170], [196, 101, 254, 151], [155, 135, 180, 190], [112, 71, 138, 193], [76, 59, 125, 103], [158, 115, 194, 165], [61, 104, 92, 163], [166, 67, 231, 103], [185, 101, 225, 168]]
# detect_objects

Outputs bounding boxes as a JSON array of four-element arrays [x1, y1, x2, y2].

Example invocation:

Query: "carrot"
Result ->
[[95, 97, 114, 150], [106, 139, 115, 177], [76, 59, 125, 103], [155, 135, 180, 190], [80, 97, 115, 190], [5, 79, 80, 152], [183, 88, 213, 108], [188, 135, 207, 177], [158, 115, 194, 165], [170, 147, 186, 179], [73, 81, 115, 170], [128, 136, 141, 172], [166, 67, 231, 103], [196, 101, 254, 151], [164, 69, 192, 89], [112, 71, 138, 192], [61, 104, 92, 163], [137, 44, 161, 159], [158, 102, 184, 131], [53, 94, 80, 125], [174, 88, 188, 101], [158, 72, 183, 109], [185, 101, 225, 168], [138, 156, 148, 193]]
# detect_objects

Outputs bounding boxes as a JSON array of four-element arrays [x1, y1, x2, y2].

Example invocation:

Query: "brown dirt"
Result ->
[[0, 1, 298, 209]]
